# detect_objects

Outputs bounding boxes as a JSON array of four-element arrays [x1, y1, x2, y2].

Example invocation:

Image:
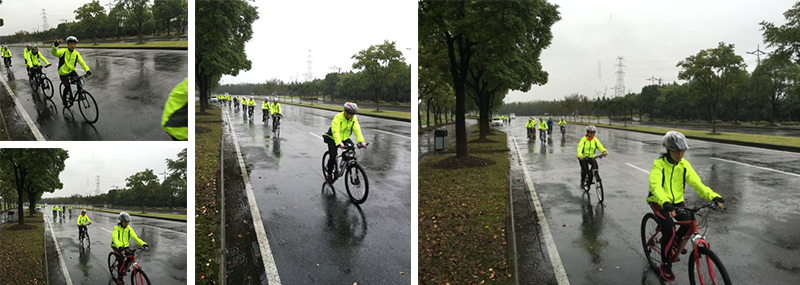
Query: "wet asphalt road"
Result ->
[[505, 123, 800, 284], [0, 48, 187, 140], [43, 210, 187, 284], [219, 102, 411, 284]]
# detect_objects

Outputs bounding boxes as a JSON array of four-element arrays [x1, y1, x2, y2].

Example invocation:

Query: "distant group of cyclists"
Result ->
[[218, 93, 283, 133], [524, 117, 567, 140]]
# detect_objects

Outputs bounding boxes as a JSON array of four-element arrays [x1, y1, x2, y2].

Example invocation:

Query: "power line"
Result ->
[[41, 9, 49, 30], [304, 49, 313, 82], [614, 56, 626, 97], [747, 44, 768, 65]]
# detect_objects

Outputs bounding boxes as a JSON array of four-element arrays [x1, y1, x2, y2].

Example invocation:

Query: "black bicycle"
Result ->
[[60, 74, 98, 124], [29, 65, 54, 98], [539, 129, 547, 143], [272, 114, 282, 137], [78, 223, 91, 247], [322, 141, 370, 204], [582, 154, 605, 203]]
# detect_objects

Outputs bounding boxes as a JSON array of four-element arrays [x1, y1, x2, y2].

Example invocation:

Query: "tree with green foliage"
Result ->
[[120, 0, 150, 44], [0, 0, 4, 27], [754, 53, 800, 124], [352, 40, 405, 111], [196, 0, 259, 113], [324, 73, 340, 99], [761, 2, 800, 64], [74, 1, 106, 45], [677, 42, 747, 133], [125, 169, 160, 213], [0, 149, 68, 225], [153, 0, 182, 36]]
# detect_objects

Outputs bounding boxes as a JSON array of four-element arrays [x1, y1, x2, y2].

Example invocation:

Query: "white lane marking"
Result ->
[[372, 128, 411, 139], [100, 227, 113, 234], [308, 132, 323, 140], [224, 109, 283, 284], [511, 136, 570, 285], [141, 224, 187, 235], [0, 74, 45, 140], [45, 215, 73, 285], [626, 163, 650, 174], [710, 157, 800, 178], [693, 139, 800, 156]]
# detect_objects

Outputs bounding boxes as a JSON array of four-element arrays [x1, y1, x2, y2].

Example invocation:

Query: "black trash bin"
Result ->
[[7, 210, 14, 223], [434, 129, 448, 151]]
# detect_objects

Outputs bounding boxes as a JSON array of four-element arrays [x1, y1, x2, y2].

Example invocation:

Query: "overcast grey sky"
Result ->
[[0, 0, 127, 36], [220, 0, 415, 85], [42, 147, 184, 198], [507, 0, 797, 103]]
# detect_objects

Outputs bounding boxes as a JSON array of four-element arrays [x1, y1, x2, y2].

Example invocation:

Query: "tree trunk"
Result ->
[[426, 101, 431, 128]]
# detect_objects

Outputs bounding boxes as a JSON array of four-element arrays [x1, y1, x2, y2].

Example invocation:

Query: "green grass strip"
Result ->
[[195, 104, 223, 282], [80, 41, 188, 49], [88, 208, 186, 221], [0, 211, 46, 284], [419, 125, 511, 284]]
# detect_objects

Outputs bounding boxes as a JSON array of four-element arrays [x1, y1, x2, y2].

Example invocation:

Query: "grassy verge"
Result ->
[[195, 104, 223, 282], [0, 211, 46, 284], [89, 208, 186, 221], [281, 101, 411, 121], [573, 122, 800, 150], [419, 125, 511, 284], [80, 41, 188, 49]]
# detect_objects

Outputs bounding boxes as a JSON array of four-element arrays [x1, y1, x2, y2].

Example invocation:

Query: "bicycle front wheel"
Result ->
[[43, 78, 54, 99], [594, 170, 604, 203], [688, 246, 731, 285], [345, 164, 369, 204], [131, 268, 152, 285], [30, 76, 38, 92], [77, 90, 99, 124], [641, 213, 663, 272]]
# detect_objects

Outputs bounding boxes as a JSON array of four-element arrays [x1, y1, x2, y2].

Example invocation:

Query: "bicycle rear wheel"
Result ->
[[345, 164, 369, 204], [30, 76, 39, 92], [321, 151, 334, 183], [594, 170, 604, 203], [108, 252, 120, 278], [131, 268, 152, 285], [641, 213, 663, 272], [77, 90, 99, 124], [43, 78, 54, 99], [688, 246, 731, 285]]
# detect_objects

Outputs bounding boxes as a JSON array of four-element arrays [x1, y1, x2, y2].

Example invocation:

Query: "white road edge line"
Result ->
[[224, 109, 283, 285], [45, 215, 73, 285], [511, 136, 570, 285], [710, 157, 800, 178], [308, 132, 323, 140], [0, 74, 46, 141], [372, 128, 411, 139], [625, 163, 650, 174], [100, 227, 113, 234]]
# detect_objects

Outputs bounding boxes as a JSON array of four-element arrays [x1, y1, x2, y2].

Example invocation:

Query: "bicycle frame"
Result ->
[[334, 148, 358, 177], [646, 206, 713, 264]]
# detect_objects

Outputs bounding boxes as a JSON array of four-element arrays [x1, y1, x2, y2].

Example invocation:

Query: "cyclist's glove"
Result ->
[[338, 143, 345, 148], [86, 70, 92, 76], [662, 202, 674, 212], [359, 142, 367, 148], [46, 64, 51, 67], [712, 197, 725, 204]]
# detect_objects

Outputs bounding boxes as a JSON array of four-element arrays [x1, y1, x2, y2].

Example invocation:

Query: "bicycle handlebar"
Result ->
[[676, 202, 721, 214]]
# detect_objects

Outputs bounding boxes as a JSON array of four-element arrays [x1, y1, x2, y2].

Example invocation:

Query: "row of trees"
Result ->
[[499, 1, 800, 132], [215, 42, 411, 106], [1, 0, 187, 45], [419, 0, 561, 158], [39, 149, 187, 213], [0, 149, 69, 225]]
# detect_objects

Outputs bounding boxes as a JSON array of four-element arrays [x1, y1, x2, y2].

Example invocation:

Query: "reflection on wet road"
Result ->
[[44, 210, 186, 284], [0, 48, 187, 140], [220, 103, 411, 284], [507, 123, 800, 284]]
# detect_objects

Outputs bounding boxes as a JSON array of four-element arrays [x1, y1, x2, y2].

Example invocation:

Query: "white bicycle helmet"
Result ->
[[586, 125, 597, 132], [344, 102, 358, 114], [662, 131, 689, 151], [119, 212, 131, 222]]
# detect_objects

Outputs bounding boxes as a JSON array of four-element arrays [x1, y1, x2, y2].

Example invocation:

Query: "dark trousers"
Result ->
[[324, 136, 352, 175], [59, 71, 79, 98], [78, 225, 87, 239], [2, 57, 10, 66], [113, 247, 131, 277], [579, 158, 599, 184], [649, 202, 690, 264]]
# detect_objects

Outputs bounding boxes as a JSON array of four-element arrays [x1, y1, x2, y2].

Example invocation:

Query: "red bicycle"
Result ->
[[108, 246, 151, 285], [641, 202, 731, 285]]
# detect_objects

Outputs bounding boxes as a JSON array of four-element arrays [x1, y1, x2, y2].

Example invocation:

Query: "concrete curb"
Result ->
[[572, 121, 800, 153], [281, 101, 411, 122], [219, 131, 226, 285]]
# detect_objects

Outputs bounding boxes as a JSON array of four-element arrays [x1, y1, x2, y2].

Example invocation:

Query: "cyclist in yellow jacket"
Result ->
[[262, 99, 271, 123], [647, 131, 724, 281], [111, 212, 149, 281], [23, 44, 32, 75], [76, 209, 92, 241], [577, 125, 608, 188], [52, 36, 91, 108], [27, 45, 52, 81], [525, 117, 535, 139], [1, 46, 11, 67], [271, 98, 282, 133], [162, 78, 188, 141], [537, 117, 549, 139], [323, 102, 367, 182]]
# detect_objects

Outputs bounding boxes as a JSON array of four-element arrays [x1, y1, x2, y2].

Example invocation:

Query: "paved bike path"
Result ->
[[507, 124, 800, 284], [220, 103, 411, 284], [45, 209, 187, 284], [0, 48, 187, 140]]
